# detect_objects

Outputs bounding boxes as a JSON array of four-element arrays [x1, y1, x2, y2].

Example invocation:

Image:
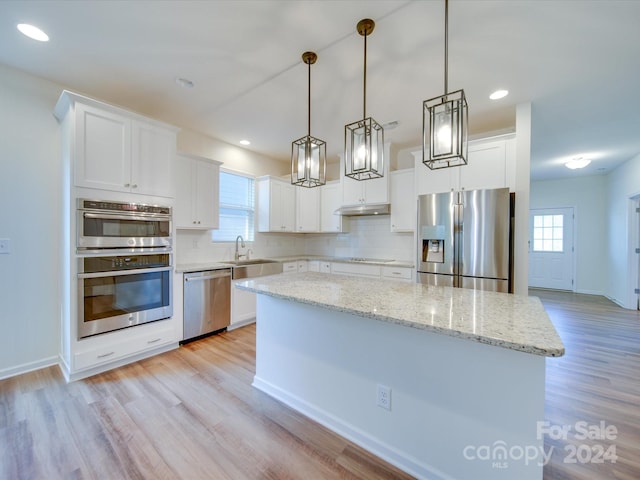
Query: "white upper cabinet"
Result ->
[[55, 91, 178, 198], [175, 153, 221, 230], [413, 134, 516, 195], [296, 186, 320, 232], [257, 176, 296, 232], [390, 169, 416, 232], [341, 143, 390, 206], [131, 122, 176, 197], [74, 103, 132, 193], [320, 181, 349, 233]]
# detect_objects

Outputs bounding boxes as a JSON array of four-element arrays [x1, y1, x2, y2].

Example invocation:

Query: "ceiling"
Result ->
[[1, 0, 639, 181]]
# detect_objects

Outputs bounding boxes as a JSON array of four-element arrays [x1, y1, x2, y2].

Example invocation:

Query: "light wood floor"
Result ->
[[533, 289, 640, 480], [1, 290, 638, 479]]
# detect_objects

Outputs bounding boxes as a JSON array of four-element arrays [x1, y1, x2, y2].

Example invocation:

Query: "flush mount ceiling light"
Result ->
[[291, 51, 326, 188], [17, 23, 49, 42], [175, 77, 194, 88], [345, 19, 384, 181], [490, 89, 509, 100], [239, 139, 251, 146], [423, 0, 468, 170], [565, 157, 591, 170]]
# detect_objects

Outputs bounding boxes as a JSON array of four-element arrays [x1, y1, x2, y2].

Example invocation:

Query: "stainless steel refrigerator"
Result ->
[[417, 188, 514, 293]]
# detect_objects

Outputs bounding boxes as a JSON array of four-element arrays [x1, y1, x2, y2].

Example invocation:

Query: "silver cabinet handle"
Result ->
[[97, 351, 115, 359], [147, 338, 162, 344]]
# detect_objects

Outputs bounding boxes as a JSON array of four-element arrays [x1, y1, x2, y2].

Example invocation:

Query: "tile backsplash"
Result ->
[[175, 215, 414, 265]]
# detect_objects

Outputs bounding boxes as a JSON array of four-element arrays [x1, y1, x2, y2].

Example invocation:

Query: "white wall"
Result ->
[[530, 175, 608, 295], [605, 153, 640, 309], [0, 65, 64, 378]]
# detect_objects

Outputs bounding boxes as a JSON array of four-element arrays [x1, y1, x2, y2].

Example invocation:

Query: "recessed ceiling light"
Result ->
[[175, 77, 194, 88], [489, 89, 509, 100], [17, 23, 49, 42], [565, 157, 591, 170], [239, 140, 250, 146]]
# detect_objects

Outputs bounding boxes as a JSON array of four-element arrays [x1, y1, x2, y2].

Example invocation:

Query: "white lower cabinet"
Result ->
[[73, 323, 175, 372], [331, 262, 381, 278], [230, 278, 257, 329], [381, 265, 414, 282], [282, 260, 308, 274]]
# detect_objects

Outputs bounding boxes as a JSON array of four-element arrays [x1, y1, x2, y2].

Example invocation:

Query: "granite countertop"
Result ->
[[176, 256, 415, 273], [254, 255, 415, 268], [236, 272, 565, 358]]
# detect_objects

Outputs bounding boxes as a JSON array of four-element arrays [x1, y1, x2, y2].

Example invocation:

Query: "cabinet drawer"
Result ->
[[74, 327, 174, 371], [331, 263, 381, 278], [282, 261, 298, 273], [382, 266, 413, 281]]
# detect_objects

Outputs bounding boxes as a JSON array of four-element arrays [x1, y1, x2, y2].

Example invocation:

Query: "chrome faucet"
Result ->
[[234, 235, 246, 261]]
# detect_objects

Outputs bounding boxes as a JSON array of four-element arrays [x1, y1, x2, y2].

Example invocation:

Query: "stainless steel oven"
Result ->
[[77, 252, 173, 338], [77, 198, 172, 249]]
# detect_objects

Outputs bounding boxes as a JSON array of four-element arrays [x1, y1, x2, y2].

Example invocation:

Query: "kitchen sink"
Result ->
[[226, 259, 283, 280], [224, 258, 274, 266]]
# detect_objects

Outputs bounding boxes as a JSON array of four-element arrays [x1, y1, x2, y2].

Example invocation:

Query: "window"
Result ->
[[532, 214, 563, 252], [211, 170, 255, 242]]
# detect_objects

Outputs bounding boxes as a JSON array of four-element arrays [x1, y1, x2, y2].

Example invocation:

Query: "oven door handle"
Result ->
[[82, 212, 170, 222], [78, 266, 173, 279]]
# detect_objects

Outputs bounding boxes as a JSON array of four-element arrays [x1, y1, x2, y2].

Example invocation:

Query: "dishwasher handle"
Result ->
[[184, 270, 231, 282]]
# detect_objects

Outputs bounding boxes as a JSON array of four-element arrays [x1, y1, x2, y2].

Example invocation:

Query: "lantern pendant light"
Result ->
[[423, 0, 468, 170], [292, 51, 326, 188], [345, 19, 384, 181]]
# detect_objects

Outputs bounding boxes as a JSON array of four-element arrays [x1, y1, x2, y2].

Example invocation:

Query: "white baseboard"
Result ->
[[252, 376, 452, 480], [227, 318, 256, 331], [0, 356, 59, 380]]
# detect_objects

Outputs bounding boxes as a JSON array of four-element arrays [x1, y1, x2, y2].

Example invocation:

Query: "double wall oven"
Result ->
[[76, 199, 173, 339]]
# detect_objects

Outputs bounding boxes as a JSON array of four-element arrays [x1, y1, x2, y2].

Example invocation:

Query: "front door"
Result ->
[[528, 208, 575, 291]]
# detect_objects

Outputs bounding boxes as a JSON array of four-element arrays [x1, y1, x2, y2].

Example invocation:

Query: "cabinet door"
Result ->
[[268, 181, 285, 231], [296, 187, 319, 232], [390, 170, 416, 232], [342, 176, 363, 205], [75, 103, 131, 192], [194, 160, 219, 229], [320, 182, 347, 232], [231, 279, 256, 326], [280, 182, 296, 231], [131, 122, 175, 197], [363, 175, 389, 204], [415, 160, 453, 195], [174, 155, 195, 228], [458, 140, 507, 191]]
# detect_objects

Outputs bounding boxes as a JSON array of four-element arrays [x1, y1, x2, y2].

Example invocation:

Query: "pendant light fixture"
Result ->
[[423, 0, 468, 170], [345, 19, 384, 181], [292, 51, 326, 188]]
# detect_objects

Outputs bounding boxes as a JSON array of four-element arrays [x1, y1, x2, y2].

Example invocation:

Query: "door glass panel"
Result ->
[[532, 214, 564, 252]]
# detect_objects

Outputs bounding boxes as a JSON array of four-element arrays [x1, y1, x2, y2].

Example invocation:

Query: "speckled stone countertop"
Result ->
[[236, 272, 565, 357], [176, 256, 414, 273]]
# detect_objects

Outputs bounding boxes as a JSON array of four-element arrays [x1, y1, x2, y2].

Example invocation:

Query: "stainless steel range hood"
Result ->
[[334, 203, 390, 216]]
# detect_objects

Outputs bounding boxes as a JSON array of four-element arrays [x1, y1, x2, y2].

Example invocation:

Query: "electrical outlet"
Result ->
[[0, 238, 9, 254], [377, 384, 391, 411]]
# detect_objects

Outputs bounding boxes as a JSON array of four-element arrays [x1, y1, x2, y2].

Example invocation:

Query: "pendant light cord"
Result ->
[[363, 31, 367, 119], [307, 57, 311, 137], [444, 0, 449, 95]]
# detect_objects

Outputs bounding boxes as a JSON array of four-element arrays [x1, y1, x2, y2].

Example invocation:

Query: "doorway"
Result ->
[[528, 207, 575, 291]]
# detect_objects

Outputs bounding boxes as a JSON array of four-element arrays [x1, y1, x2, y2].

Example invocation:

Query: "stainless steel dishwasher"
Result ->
[[183, 268, 231, 342]]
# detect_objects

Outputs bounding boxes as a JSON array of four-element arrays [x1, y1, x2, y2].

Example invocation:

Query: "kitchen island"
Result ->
[[237, 273, 564, 480]]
